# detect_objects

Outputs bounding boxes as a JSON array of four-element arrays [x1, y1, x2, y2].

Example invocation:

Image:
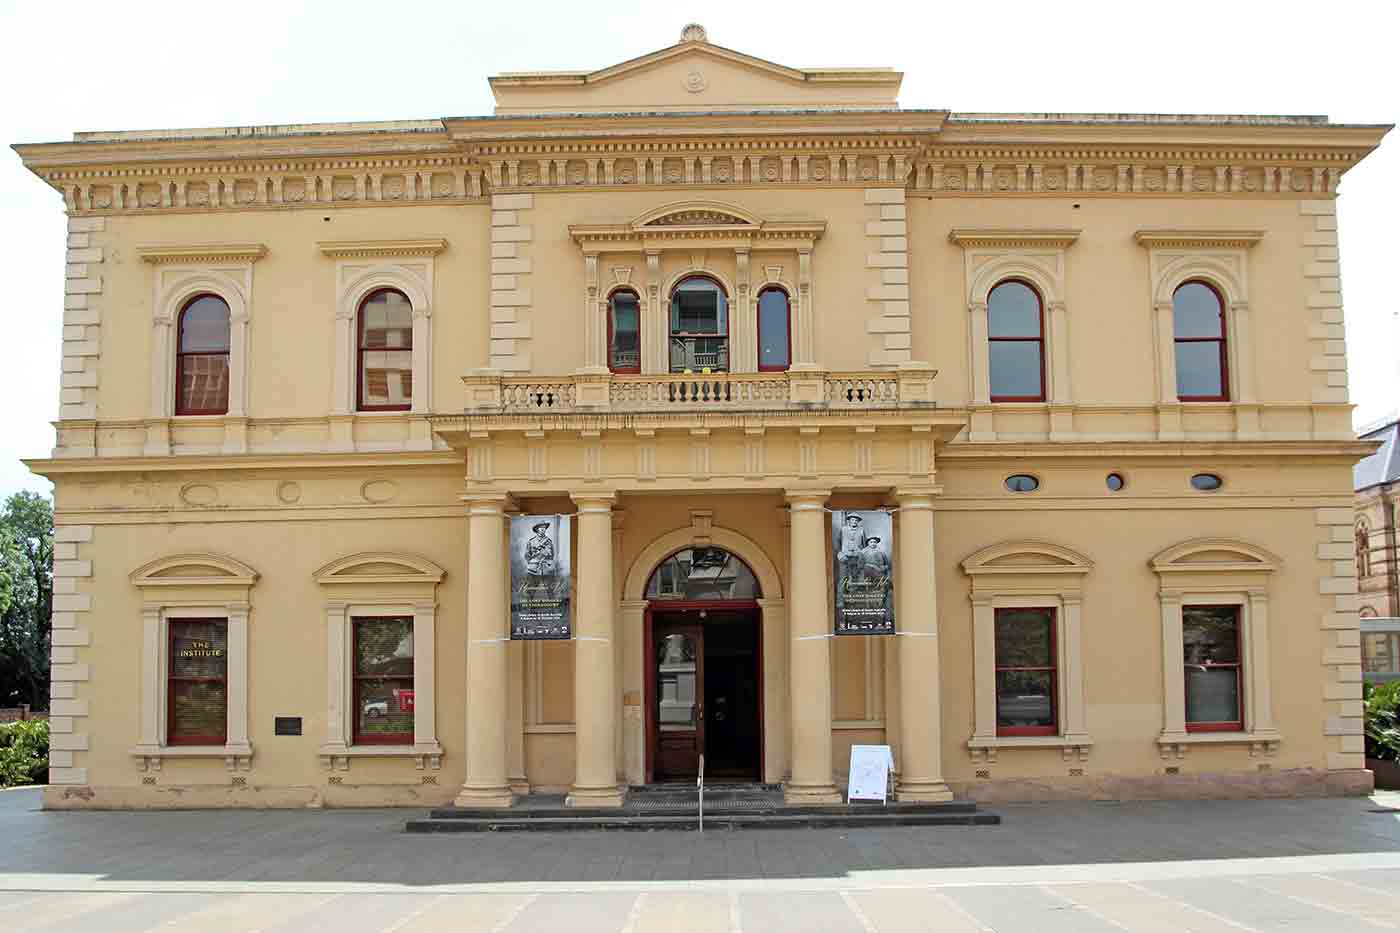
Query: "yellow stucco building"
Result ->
[[15, 25, 1392, 809]]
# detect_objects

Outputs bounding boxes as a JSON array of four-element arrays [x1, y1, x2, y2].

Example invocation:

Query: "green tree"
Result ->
[[0, 492, 53, 710]]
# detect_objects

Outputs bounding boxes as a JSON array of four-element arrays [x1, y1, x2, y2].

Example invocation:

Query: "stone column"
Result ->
[[568, 493, 624, 807], [784, 489, 841, 804], [455, 494, 514, 808], [894, 489, 953, 802]]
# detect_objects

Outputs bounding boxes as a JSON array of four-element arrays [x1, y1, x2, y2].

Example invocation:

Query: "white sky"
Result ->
[[1, 1, 1396, 499]]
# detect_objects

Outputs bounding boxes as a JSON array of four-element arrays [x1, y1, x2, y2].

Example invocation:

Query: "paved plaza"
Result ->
[[3, 786, 1400, 931]]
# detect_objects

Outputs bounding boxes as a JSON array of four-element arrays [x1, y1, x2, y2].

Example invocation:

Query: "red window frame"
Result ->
[[166, 618, 228, 746], [1173, 280, 1230, 402], [987, 279, 1046, 403], [993, 607, 1058, 737], [352, 616, 415, 746], [356, 288, 413, 412], [1183, 604, 1244, 733], [607, 287, 642, 374], [756, 286, 792, 373], [174, 294, 231, 416]]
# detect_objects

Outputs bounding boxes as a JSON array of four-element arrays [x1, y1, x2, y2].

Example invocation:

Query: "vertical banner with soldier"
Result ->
[[831, 509, 895, 635], [509, 515, 572, 640]]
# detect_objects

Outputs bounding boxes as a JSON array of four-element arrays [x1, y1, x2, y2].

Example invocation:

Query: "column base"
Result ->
[[508, 777, 531, 797], [565, 784, 626, 808], [783, 782, 842, 806], [453, 784, 515, 809], [895, 779, 954, 803]]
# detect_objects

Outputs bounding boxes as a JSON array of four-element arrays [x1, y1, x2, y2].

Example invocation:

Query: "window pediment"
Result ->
[[1150, 538, 1280, 574], [570, 201, 824, 252], [634, 201, 761, 229], [963, 541, 1093, 575], [130, 553, 259, 588], [313, 552, 446, 587]]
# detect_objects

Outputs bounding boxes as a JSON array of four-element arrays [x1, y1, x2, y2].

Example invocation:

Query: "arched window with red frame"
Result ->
[[175, 294, 231, 416], [607, 288, 641, 374], [1173, 280, 1230, 401], [987, 280, 1045, 402], [357, 288, 413, 411], [756, 287, 791, 372]]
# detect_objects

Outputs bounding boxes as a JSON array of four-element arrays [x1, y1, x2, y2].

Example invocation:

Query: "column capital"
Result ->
[[893, 486, 943, 508], [461, 492, 511, 515], [570, 491, 618, 512], [784, 488, 831, 509]]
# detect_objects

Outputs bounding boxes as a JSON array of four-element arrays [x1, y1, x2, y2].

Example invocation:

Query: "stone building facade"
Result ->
[[1356, 416, 1400, 682], [14, 26, 1391, 808]]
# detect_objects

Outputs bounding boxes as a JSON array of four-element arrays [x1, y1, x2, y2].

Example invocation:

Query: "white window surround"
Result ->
[[949, 229, 1080, 442], [1151, 538, 1282, 758], [962, 541, 1093, 762], [1135, 230, 1265, 440], [320, 239, 446, 450], [129, 553, 259, 771], [139, 244, 267, 456], [314, 552, 446, 771]]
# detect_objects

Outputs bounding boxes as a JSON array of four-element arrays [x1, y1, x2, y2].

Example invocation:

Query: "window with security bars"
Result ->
[[1183, 604, 1243, 731], [994, 607, 1057, 736], [167, 619, 228, 745], [357, 288, 413, 410], [353, 617, 414, 744]]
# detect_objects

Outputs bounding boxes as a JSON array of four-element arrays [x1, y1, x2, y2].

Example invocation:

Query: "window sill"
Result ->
[[1157, 730, 1280, 759], [130, 743, 253, 772], [967, 733, 1092, 763], [318, 741, 443, 771]]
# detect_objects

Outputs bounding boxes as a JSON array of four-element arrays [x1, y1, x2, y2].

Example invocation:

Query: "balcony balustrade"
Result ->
[[461, 366, 936, 416]]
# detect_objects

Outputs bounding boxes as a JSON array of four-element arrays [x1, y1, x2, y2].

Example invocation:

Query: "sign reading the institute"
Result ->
[[832, 510, 895, 635], [510, 515, 572, 640]]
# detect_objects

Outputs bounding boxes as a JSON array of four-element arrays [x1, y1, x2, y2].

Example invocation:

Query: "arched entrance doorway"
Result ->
[[644, 547, 762, 782]]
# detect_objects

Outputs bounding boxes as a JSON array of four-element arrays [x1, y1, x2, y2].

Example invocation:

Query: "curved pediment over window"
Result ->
[[313, 552, 446, 586], [962, 541, 1094, 576], [1149, 538, 1280, 574], [130, 553, 259, 588], [633, 201, 763, 230]]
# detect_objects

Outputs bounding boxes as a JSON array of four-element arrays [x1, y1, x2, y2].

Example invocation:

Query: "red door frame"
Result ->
[[643, 598, 763, 784]]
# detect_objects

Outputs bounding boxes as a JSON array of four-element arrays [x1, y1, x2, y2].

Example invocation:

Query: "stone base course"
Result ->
[[954, 766, 1373, 803]]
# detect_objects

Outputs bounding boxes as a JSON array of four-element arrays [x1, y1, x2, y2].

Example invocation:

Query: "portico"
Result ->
[[438, 368, 964, 806]]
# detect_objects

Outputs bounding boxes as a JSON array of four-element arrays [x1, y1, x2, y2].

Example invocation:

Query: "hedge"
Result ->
[[0, 718, 49, 787]]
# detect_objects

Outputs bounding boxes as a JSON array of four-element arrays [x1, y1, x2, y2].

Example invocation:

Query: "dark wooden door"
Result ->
[[653, 622, 704, 780]]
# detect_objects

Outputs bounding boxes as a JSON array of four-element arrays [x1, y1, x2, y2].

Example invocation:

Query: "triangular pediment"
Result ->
[[490, 25, 901, 115]]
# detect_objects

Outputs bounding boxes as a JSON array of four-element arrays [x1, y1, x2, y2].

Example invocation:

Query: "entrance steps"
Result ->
[[405, 783, 999, 832]]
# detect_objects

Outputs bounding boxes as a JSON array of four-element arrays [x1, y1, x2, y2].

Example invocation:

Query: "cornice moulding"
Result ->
[[1134, 230, 1266, 249], [137, 243, 267, 265], [949, 229, 1081, 249], [317, 238, 448, 259]]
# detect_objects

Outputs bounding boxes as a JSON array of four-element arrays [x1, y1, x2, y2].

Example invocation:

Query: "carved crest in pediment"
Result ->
[[642, 208, 753, 227]]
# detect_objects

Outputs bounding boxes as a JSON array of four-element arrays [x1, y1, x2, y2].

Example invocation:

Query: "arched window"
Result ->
[[987, 280, 1045, 402], [645, 547, 760, 601], [757, 287, 791, 372], [1356, 522, 1372, 579], [357, 289, 413, 411], [175, 294, 231, 415], [1173, 281, 1229, 401], [608, 289, 641, 374], [669, 275, 728, 373]]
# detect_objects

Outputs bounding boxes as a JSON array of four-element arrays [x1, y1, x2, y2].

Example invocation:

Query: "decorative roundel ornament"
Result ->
[[684, 70, 708, 94]]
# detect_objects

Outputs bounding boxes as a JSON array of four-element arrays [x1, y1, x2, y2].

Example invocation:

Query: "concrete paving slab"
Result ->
[[738, 891, 865, 932], [631, 892, 732, 933], [504, 892, 637, 932], [1044, 881, 1255, 932], [1144, 877, 1370, 932], [846, 889, 993, 932], [943, 884, 1127, 933]]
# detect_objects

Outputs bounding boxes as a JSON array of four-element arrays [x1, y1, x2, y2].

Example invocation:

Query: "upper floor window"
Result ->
[[757, 287, 792, 372], [357, 289, 413, 411], [1357, 522, 1372, 578], [670, 275, 728, 373], [175, 295, 231, 416], [987, 280, 1045, 402], [1173, 281, 1229, 401], [608, 289, 641, 374]]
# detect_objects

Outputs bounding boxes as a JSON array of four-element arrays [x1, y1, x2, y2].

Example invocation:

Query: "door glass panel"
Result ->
[[645, 548, 760, 600], [656, 633, 698, 732]]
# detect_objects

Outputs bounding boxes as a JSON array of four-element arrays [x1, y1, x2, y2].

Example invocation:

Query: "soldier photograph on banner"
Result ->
[[832, 509, 895, 635], [509, 514, 572, 640]]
